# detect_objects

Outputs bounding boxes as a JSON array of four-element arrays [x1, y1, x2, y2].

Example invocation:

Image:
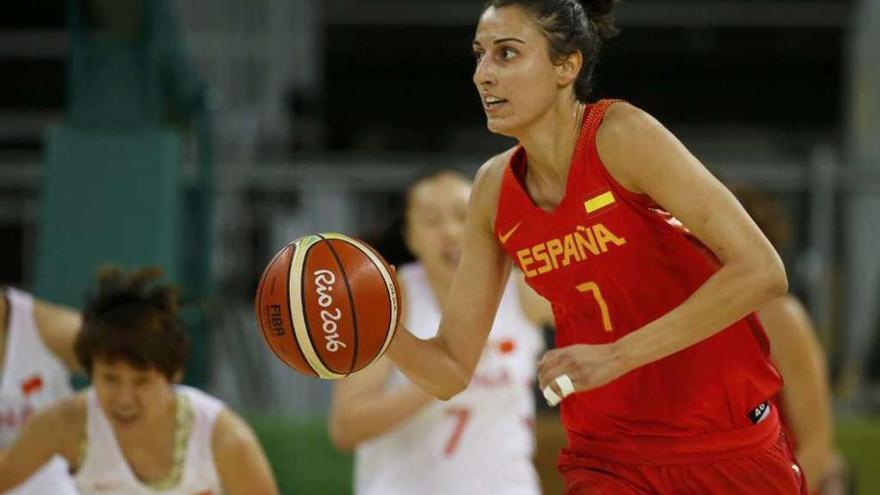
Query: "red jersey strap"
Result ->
[[582, 99, 624, 145], [579, 98, 658, 210]]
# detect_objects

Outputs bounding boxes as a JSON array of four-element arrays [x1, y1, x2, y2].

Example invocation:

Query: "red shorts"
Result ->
[[559, 432, 807, 494]]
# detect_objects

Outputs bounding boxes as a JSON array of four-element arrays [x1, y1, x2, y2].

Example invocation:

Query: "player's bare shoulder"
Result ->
[[33, 298, 83, 372], [595, 101, 672, 193], [596, 101, 652, 140]]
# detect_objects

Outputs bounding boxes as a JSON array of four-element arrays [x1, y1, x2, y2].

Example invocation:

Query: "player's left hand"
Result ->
[[537, 344, 629, 406]]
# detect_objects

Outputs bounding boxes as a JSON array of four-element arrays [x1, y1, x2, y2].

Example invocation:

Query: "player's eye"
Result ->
[[500, 47, 517, 61]]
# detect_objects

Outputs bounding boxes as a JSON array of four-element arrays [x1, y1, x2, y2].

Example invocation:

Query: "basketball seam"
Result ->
[[323, 234, 398, 367], [300, 239, 334, 376], [318, 234, 360, 376], [282, 243, 316, 376], [290, 236, 342, 379], [256, 245, 315, 376]]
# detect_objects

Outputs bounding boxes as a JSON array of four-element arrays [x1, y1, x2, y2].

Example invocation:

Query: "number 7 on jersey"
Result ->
[[576, 281, 613, 332]]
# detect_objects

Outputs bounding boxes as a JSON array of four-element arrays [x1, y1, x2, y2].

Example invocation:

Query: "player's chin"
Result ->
[[484, 116, 517, 137]]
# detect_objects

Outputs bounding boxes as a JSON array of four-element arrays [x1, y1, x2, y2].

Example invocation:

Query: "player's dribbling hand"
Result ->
[[537, 344, 629, 406]]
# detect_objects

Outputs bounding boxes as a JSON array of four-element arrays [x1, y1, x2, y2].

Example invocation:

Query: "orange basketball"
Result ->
[[254, 233, 401, 379]]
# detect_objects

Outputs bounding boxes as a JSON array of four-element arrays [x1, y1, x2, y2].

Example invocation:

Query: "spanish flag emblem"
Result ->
[[584, 190, 615, 214]]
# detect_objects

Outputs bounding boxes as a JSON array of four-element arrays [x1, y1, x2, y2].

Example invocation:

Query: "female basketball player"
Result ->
[[0, 267, 279, 495], [385, 1, 805, 493], [733, 186, 850, 495], [329, 170, 551, 495], [0, 287, 81, 494]]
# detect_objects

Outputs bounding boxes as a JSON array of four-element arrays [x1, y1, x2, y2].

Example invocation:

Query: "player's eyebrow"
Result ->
[[472, 37, 526, 46]]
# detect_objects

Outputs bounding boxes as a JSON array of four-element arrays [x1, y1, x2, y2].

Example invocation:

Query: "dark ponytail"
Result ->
[[483, 0, 619, 102], [581, 0, 619, 39]]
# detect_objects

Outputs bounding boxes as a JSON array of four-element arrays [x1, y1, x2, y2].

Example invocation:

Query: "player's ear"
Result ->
[[555, 50, 583, 88]]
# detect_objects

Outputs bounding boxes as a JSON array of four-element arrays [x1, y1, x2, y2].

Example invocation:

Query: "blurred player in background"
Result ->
[[330, 170, 554, 495], [0, 267, 278, 495], [732, 185, 851, 495], [384, 1, 806, 493], [0, 287, 81, 494]]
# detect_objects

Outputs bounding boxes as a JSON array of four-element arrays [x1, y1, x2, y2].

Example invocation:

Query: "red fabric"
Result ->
[[20, 374, 43, 396], [559, 432, 807, 494], [494, 99, 783, 463]]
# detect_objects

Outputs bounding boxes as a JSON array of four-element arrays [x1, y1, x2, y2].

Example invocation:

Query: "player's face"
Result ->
[[405, 175, 471, 275], [92, 358, 176, 430], [472, 6, 561, 136]]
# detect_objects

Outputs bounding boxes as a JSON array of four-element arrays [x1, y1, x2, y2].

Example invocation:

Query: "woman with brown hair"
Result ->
[[0, 267, 278, 495], [381, 1, 804, 493]]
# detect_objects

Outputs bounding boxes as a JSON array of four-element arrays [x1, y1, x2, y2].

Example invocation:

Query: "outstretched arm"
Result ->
[[387, 157, 512, 400]]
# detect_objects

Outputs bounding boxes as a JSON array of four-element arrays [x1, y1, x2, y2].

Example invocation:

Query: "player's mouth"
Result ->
[[482, 95, 508, 113], [110, 411, 141, 426]]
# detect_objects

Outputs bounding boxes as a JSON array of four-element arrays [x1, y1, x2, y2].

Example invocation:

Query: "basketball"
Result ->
[[254, 233, 401, 379]]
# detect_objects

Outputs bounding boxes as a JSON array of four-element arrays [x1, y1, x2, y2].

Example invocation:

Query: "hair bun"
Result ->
[[579, 0, 619, 39]]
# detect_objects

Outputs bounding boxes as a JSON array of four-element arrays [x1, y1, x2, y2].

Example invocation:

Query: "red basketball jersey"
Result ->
[[494, 99, 783, 463]]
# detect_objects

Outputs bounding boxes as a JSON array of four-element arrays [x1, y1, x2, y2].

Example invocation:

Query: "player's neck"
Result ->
[[517, 100, 585, 190]]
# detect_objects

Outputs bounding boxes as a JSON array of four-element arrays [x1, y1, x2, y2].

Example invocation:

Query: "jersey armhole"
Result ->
[[585, 100, 657, 210]]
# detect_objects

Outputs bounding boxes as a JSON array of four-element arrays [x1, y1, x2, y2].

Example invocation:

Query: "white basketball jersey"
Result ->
[[0, 288, 78, 495], [74, 385, 225, 495], [355, 263, 544, 495]]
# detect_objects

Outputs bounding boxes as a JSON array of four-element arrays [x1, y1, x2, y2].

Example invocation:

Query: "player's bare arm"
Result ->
[[387, 153, 513, 400], [539, 102, 788, 395], [329, 354, 434, 450], [34, 299, 84, 374], [760, 295, 833, 490], [212, 409, 279, 495], [0, 395, 84, 492]]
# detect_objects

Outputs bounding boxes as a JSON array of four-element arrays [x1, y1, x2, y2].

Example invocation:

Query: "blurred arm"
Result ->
[[515, 271, 554, 328], [34, 299, 84, 374], [0, 397, 82, 492], [328, 356, 434, 451], [387, 156, 512, 400], [759, 295, 834, 490], [212, 409, 279, 495]]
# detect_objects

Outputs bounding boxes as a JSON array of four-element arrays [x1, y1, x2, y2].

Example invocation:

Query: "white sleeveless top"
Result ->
[[0, 287, 78, 495], [355, 263, 544, 495], [74, 385, 225, 495]]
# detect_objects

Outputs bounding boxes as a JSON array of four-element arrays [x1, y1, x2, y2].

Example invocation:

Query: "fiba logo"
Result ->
[[267, 304, 284, 336], [314, 269, 347, 353]]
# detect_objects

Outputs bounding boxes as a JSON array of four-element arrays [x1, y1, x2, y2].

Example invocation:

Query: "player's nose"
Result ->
[[473, 58, 497, 87]]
